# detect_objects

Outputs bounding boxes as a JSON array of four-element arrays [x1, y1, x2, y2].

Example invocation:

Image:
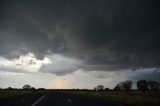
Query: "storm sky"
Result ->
[[0, 0, 160, 89]]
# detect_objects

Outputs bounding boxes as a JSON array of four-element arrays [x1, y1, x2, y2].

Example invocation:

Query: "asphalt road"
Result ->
[[31, 92, 124, 106]]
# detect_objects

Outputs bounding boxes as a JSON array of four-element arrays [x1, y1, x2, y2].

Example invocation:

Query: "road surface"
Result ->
[[1, 91, 125, 106], [31, 92, 124, 106]]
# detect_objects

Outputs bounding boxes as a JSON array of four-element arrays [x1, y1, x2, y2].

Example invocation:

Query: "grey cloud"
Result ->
[[90, 68, 160, 82], [0, 66, 29, 73], [39, 54, 82, 75], [0, 0, 160, 79], [127, 68, 160, 81]]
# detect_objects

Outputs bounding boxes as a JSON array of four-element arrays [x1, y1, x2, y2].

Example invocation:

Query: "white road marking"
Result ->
[[67, 98, 72, 103], [32, 95, 46, 106]]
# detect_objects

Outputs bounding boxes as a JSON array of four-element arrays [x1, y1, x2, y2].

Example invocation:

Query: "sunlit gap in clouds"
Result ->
[[0, 53, 51, 73], [0, 52, 82, 74]]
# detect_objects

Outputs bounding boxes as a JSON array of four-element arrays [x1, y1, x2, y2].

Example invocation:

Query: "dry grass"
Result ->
[[67, 91, 160, 106], [0, 90, 33, 98]]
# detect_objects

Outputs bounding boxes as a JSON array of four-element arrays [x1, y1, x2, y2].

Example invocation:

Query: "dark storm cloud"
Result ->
[[0, 0, 160, 74], [128, 68, 160, 81]]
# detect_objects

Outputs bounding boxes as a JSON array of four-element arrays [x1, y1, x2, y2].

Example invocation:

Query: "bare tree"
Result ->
[[114, 84, 120, 91], [114, 80, 133, 91], [123, 80, 133, 91], [95, 85, 104, 91], [94, 87, 97, 91]]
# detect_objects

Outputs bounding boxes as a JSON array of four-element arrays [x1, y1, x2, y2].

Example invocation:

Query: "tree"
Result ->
[[114, 84, 120, 91], [104, 88, 110, 91], [148, 81, 159, 91], [114, 80, 133, 91], [123, 80, 133, 91], [22, 84, 32, 90], [95, 85, 104, 91], [137, 80, 149, 91], [31, 87, 36, 90], [7, 87, 13, 90], [38, 88, 45, 90], [94, 87, 97, 91]]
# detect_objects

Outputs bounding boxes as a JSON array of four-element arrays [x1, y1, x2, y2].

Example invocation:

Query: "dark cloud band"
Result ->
[[0, 0, 160, 74]]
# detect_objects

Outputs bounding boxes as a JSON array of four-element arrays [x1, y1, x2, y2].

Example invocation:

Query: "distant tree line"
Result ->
[[0, 84, 46, 90], [114, 80, 159, 91], [0, 80, 159, 92], [137, 80, 159, 91], [114, 80, 133, 91], [94, 85, 110, 91], [93, 80, 159, 92]]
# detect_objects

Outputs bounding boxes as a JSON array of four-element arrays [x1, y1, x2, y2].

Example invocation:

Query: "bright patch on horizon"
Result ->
[[49, 78, 72, 89]]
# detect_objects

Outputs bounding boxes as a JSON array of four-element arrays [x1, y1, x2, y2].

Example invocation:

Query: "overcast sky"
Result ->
[[0, 0, 160, 89]]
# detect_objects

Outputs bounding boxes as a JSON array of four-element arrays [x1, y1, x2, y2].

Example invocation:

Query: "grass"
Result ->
[[0, 90, 32, 98], [0, 89, 44, 105], [66, 91, 160, 106], [1, 89, 160, 106]]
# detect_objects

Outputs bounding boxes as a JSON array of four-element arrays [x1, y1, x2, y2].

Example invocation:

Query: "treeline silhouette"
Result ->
[[0, 84, 45, 91], [113, 80, 159, 91], [94, 80, 159, 92], [0, 80, 159, 92]]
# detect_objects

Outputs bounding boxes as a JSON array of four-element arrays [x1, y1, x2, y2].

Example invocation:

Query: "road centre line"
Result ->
[[67, 98, 72, 103], [32, 95, 46, 106]]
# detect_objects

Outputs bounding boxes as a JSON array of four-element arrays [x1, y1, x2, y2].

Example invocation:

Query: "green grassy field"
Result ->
[[66, 91, 160, 106]]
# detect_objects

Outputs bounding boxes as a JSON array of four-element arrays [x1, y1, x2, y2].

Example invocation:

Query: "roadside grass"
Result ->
[[66, 91, 160, 106], [0, 90, 44, 105], [0, 90, 33, 98]]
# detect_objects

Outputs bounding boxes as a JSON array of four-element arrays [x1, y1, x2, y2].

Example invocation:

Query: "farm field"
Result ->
[[0, 89, 160, 106], [0, 89, 44, 106], [64, 90, 160, 106]]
